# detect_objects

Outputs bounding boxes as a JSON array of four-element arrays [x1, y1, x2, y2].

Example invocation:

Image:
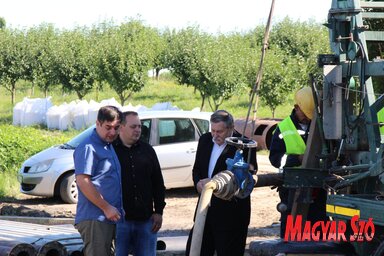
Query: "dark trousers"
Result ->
[[279, 187, 328, 239], [279, 186, 294, 239], [75, 220, 115, 256], [185, 222, 248, 256]]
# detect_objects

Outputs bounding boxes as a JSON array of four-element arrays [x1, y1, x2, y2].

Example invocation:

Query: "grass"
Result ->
[[0, 172, 21, 198], [0, 76, 294, 198], [0, 76, 293, 122]]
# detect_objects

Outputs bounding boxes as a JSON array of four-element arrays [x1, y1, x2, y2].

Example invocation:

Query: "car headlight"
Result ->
[[28, 159, 54, 173]]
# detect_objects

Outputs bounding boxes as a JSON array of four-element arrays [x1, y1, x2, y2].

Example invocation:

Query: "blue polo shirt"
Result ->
[[74, 129, 122, 224]]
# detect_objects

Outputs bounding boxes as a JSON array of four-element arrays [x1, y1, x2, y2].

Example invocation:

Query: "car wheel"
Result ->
[[60, 173, 78, 204]]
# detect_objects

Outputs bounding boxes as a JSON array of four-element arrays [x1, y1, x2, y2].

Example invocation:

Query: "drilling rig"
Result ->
[[316, 1, 384, 255], [189, 0, 384, 255], [249, 0, 384, 255]]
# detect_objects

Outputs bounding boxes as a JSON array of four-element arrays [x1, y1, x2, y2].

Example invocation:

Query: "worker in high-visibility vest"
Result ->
[[269, 86, 328, 238], [378, 107, 384, 136], [269, 86, 314, 176]]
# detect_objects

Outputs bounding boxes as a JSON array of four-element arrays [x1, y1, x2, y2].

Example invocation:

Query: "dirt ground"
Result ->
[[0, 156, 280, 243]]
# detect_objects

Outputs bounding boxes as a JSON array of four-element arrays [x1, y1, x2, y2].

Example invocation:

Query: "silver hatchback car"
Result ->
[[18, 111, 211, 203]]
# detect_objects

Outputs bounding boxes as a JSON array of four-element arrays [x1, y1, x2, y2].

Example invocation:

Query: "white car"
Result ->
[[18, 111, 212, 204]]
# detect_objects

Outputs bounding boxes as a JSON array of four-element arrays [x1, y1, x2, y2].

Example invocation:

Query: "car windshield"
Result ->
[[66, 125, 95, 148]]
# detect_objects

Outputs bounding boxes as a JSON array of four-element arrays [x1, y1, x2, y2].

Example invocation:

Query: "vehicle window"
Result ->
[[194, 118, 210, 135], [66, 125, 95, 148], [140, 119, 151, 143], [158, 118, 195, 145]]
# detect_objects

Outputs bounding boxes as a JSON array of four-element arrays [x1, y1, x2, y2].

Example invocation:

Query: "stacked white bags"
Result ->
[[13, 97, 53, 127], [13, 97, 183, 131], [45, 98, 122, 130], [46, 103, 71, 130]]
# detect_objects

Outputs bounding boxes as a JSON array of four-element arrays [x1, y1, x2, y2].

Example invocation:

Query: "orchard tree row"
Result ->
[[0, 17, 329, 114]]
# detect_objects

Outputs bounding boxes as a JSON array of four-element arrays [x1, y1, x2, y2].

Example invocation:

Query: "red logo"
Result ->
[[284, 215, 375, 242]]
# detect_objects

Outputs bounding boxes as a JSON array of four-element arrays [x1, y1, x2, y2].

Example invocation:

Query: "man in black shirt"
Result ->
[[113, 111, 166, 256]]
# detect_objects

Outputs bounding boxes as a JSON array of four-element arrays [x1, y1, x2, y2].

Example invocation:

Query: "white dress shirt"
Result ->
[[208, 140, 227, 178]]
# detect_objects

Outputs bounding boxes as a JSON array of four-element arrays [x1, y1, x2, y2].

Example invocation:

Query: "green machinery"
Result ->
[[280, 0, 384, 255]]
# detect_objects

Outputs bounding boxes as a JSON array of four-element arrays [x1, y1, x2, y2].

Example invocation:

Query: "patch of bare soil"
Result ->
[[1, 195, 76, 218], [0, 186, 280, 243], [0, 156, 280, 242], [162, 185, 280, 245]]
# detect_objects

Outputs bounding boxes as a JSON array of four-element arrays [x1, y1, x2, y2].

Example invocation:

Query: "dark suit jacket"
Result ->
[[192, 131, 257, 231]]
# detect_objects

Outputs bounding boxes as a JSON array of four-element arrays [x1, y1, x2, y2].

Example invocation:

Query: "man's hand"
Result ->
[[298, 154, 304, 163], [196, 178, 211, 194], [151, 213, 163, 232], [103, 205, 121, 222]]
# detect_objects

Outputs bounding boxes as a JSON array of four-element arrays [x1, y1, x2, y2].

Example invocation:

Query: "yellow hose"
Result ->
[[189, 181, 217, 256]]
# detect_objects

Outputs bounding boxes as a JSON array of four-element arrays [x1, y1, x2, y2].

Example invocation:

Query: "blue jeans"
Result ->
[[116, 218, 157, 256]]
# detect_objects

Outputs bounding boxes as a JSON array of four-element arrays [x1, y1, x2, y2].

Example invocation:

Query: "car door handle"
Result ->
[[187, 148, 196, 153]]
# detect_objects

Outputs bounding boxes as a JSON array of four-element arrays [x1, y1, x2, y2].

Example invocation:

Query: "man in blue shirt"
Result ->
[[74, 105, 123, 256]]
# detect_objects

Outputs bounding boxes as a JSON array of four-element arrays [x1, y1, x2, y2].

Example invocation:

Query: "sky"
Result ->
[[1, 0, 332, 33]]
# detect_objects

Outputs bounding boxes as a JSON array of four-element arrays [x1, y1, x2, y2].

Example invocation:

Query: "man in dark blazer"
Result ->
[[186, 110, 257, 256]]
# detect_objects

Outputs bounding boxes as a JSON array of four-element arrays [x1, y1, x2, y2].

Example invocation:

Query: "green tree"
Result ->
[[269, 17, 329, 86], [55, 28, 97, 99], [88, 21, 116, 101], [0, 29, 29, 105], [244, 18, 330, 116], [202, 34, 249, 111], [259, 48, 297, 117], [363, 15, 384, 93], [0, 17, 6, 29], [170, 28, 251, 111], [243, 32, 296, 117], [100, 20, 158, 105], [169, 27, 214, 110], [25, 24, 60, 97], [152, 28, 173, 80]]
